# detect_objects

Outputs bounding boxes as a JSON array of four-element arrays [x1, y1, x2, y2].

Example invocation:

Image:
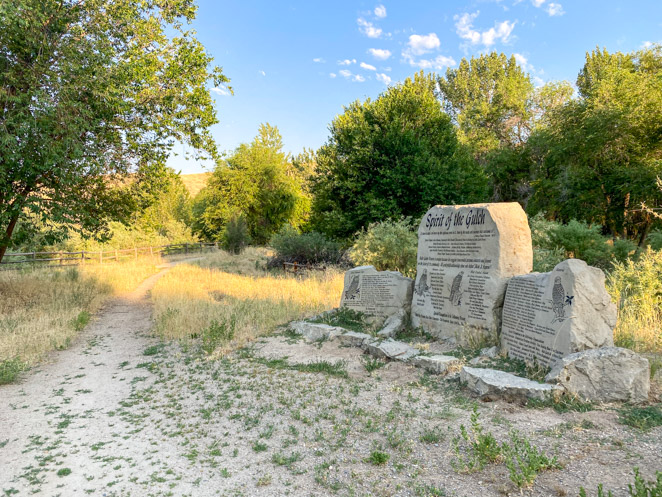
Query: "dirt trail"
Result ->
[[0, 260, 193, 495]]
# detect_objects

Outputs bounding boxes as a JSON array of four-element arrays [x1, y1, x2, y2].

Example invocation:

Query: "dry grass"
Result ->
[[180, 172, 211, 197], [0, 259, 162, 370], [150, 248, 344, 355]]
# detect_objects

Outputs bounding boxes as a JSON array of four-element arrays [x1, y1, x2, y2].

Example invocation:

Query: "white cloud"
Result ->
[[353, 74, 366, 82], [338, 69, 366, 82], [513, 52, 529, 70], [368, 48, 392, 60], [374, 4, 387, 18], [259, 70, 266, 76], [339, 69, 352, 78], [211, 86, 231, 96], [406, 33, 440, 55], [531, 0, 545, 7], [358, 17, 382, 38], [329, 73, 337, 78], [546, 3, 564, 16], [455, 11, 515, 46], [376, 73, 392, 85], [360, 62, 377, 71], [313, 57, 325, 63], [407, 54, 456, 70], [338, 58, 357, 66]]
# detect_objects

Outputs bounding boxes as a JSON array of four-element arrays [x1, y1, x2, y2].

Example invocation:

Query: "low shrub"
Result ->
[[579, 468, 662, 497], [269, 225, 343, 265], [350, 218, 417, 278], [222, 214, 251, 254]]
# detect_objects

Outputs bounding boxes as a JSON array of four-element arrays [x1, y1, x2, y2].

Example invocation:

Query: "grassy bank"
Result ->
[[150, 248, 344, 355], [0, 259, 162, 383]]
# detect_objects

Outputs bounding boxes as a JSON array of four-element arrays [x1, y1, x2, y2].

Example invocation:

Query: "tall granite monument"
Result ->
[[501, 259, 617, 367], [411, 203, 532, 343]]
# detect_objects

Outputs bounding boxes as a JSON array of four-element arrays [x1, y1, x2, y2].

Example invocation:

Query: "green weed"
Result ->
[[367, 450, 389, 466], [361, 355, 387, 373], [0, 357, 26, 385], [618, 405, 662, 431], [579, 468, 662, 497], [502, 430, 561, 488], [451, 406, 502, 473]]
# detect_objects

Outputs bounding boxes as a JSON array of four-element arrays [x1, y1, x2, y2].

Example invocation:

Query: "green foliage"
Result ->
[[222, 214, 251, 255], [269, 225, 342, 265], [501, 430, 561, 488], [143, 344, 165, 357], [526, 395, 594, 413], [194, 124, 309, 244], [71, 311, 91, 332], [0, 0, 227, 261], [311, 72, 488, 240], [618, 405, 662, 431], [310, 308, 367, 333], [56, 468, 72, 477], [367, 450, 390, 466], [528, 45, 662, 241], [648, 230, 662, 251], [419, 426, 445, 444], [580, 468, 662, 497], [0, 357, 26, 385], [529, 213, 636, 270], [451, 407, 502, 473], [292, 360, 348, 379], [350, 218, 418, 278], [201, 317, 236, 354], [361, 356, 387, 374]]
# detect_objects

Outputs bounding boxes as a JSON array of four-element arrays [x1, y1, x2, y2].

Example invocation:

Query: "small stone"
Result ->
[[545, 347, 650, 404], [289, 321, 345, 342], [365, 339, 420, 361], [377, 310, 406, 338], [481, 346, 499, 358], [410, 355, 461, 375], [461, 367, 562, 401], [337, 331, 373, 348]]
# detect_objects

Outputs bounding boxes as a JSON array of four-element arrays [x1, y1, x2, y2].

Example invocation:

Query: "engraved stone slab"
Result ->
[[340, 266, 413, 317], [501, 259, 617, 368], [411, 203, 532, 343]]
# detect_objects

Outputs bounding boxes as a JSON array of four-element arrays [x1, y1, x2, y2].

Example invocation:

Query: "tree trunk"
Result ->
[[0, 213, 20, 264]]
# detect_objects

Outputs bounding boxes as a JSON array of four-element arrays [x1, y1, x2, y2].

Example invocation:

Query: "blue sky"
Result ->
[[168, 0, 662, 174]]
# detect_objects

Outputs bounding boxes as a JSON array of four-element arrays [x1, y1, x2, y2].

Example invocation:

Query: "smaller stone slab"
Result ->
[[461, 367, 562, 401], [410, 355, 461, 375], [377, 310, 406, 338], [365, 339, 419, 361], [290, 321, 344, 342], [501, 259, 617, 368], [545, 347, 650, 404], [337, 331, 373, 348], [340, 266, 413, 317]]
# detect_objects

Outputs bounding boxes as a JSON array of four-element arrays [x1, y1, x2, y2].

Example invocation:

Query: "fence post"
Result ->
[[185, 243, 189, 254], [81, 251, 85, 265]]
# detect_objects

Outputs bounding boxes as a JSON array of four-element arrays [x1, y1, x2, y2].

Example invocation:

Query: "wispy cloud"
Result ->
[[360, 62, 377, 71], [339, 69, 352, 78], [376, 73, 391, 85], [358, 17, 382, 38], [338, 59, 357, 66], [259, 70, 266, 76], [313, 57, 325, 63], [353, 74, 366, 82], [410, 55, 456, 70], [546, 3, 564, 16], [455, 11, 515, 46], [329, 73, 337, 78], [338, 69, 366, 82], [374, 4, 387, 18], [368, 48, 392, 60], [211, 85, 231, 96]]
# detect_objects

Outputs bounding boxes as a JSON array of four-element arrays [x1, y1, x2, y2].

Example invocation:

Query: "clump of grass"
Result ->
[[310, 307, 367, 333], [579, 468, 662, 497], [143, 344, 164, 356], [0, 357, 27, 385], [151, 250, 344, 355], [419, 426, 445, 444], [618, 405, 662, 431], [200, 318, 236, 355], [71, 311, 91, 332], [293, 360, 348, 379], [56, 468, 72, 477], [361, 355, 387, 373], [367, 450, 389, 466], [527, 394, 594, 413]]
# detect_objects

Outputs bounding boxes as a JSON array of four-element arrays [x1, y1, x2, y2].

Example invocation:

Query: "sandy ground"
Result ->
[[1, 264, 660, 497]]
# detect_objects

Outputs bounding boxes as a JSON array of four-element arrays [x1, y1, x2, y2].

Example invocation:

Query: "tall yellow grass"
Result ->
[[150, 248, 344, 354], [0, 259, 162, 367]]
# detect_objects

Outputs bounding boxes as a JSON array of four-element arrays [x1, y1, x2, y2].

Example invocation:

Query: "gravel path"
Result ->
[[1, 262, 660, 497]]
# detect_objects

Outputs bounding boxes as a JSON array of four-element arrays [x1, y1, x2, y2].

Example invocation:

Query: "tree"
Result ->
[[528, 45, 662, 242], [310, 72, 488, 240], [194, 124, 309, 244], [0, 0, 228, 262], [437, 53, 534, 159]]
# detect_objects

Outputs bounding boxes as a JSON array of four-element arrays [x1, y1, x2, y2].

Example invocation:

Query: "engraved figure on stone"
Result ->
[[414, 269, 430, 297], [344, 275, 361, 301], [551, 276, 573, 323], [449, 271, 464, 306]]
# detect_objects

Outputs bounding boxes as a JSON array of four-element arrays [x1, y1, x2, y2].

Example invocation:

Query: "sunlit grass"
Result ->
[[0, 258, 162, 369], [151, 248, 344, 355]]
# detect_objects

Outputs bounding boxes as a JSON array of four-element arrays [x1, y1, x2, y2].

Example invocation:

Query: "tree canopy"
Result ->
[[0, 0, 228, 261], [310, 72, 488, 240]]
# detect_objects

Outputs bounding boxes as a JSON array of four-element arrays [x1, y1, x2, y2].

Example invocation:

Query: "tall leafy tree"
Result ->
[[0, 0, 228, 262], [194, 124, 309, 244], [529, 45, 662, 243], [310, 72, 488, 240]]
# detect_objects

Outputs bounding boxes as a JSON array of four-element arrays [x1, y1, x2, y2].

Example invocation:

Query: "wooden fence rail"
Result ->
[[0, 242, 219, 269]]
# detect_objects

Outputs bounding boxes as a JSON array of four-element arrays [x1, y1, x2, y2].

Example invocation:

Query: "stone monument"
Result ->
[[411, 203, 532, 343], [340, 265, 413, 317], [500, 259, 617, 368]]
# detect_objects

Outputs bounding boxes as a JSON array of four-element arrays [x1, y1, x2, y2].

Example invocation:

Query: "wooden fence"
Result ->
[[0, 242, 219, 269]]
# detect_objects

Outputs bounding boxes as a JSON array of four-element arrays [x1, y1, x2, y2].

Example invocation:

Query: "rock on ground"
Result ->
[[337, 331, 373, 348], [545, 347, 650, 404], [365, 339, 419, 361], [461, 367, 562, 401], [377, 309, 406, 338], [410, 355, 461, 375], [289, 321, 345, 342]]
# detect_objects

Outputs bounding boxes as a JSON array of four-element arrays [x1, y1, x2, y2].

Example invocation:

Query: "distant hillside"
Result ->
[[180, 173, 211, 197]]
